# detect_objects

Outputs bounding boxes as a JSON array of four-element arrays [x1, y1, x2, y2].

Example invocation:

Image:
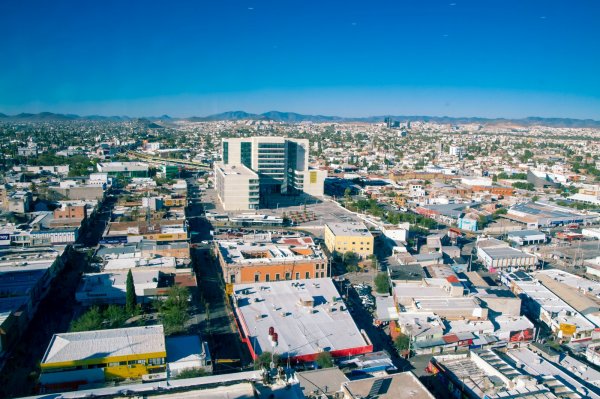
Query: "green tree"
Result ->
[[257, 351, 280, 369], [394, 333, 410, 353], [105, 304, 127, 328], [174, 368, 209, 379], [157, 285, 190, 335], [343, 251, 360, 273], [374, 273, 390, 294], [70, 306, 103, 332], [315, 351, 334, 368], [126, 269, 137, 315]]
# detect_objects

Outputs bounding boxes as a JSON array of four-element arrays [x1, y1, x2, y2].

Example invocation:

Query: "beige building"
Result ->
[[220, 137, 326, 208], [324, 222, 374, 259], [214, 163, 260, 211], [341, 372, 434, 399]]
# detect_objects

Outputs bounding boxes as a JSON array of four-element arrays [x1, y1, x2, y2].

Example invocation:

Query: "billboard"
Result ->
[[509, 328, 534, 342], [559, 323, 577, 336], [99, 236, 128, 244]]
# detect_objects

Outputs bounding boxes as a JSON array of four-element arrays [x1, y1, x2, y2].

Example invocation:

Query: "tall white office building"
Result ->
[[215, 137, 326, 210]]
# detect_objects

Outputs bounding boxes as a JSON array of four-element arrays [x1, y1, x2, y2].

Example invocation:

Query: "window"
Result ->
[[148, 358, 165, 365], [295, 272, 300, 280], [275, 273, 280, 281], [230, 274, 236, 283], [305, 272, 310, 279], [266, 274, 270, 282], [285, 272, 291, 280], [223, 142, 229, 164], [321, 272, 325, 278], [255, 274, 260, 282], [241, 142, 252, 168]]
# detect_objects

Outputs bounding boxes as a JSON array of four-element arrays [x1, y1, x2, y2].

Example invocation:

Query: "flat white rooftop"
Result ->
[[42, 325, 165, 365], [216, 163, 258, 177], [218, 240, 324, 265], [505, 272, 597, 331], [326, 222, 373, 238], [534, 269, 600, 297], [233, 278, 370, 359], [507, 348, 600, 399]]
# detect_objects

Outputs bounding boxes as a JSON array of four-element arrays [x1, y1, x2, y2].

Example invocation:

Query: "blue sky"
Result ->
[[1, 0, 599, 118]]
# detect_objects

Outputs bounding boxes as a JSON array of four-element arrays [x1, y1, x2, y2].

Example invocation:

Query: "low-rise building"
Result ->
[[502, 271, 598, 342], [39, 325, 167, 392], [507, 230, 546, 246], [232, 278, 373, 362], [341, 372, 435, 399], [324, 222, 374, 259], [97, 161, 149, 178], [216, 239, 327, 284], [75, 270, 170, 305]]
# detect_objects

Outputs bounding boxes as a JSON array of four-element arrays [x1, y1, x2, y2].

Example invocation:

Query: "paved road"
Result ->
[[185, 179, 253, 373], [335, 280, 411, 373]]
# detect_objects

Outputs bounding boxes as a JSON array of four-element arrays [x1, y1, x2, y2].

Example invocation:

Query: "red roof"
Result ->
[[175, 274, 198, 287], [442, 334, 459, 344], [446, 276, 460, 283]]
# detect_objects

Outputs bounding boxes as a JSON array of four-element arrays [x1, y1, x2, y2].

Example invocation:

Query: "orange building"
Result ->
[[53, 204, 87, 220], [471, 186, 514, 196], [215, 239, 328, 284], [140, 241, 190, 259]]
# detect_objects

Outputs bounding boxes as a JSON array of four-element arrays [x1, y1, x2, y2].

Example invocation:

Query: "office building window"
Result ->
[[241, 142, 252, 168], [223, 142, 229, 164]]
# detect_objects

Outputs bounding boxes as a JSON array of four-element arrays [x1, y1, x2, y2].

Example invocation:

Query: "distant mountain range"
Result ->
[[1, 110, 600, 128]]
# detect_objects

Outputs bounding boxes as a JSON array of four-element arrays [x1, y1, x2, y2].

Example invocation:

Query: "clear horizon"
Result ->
[[1, 0, 599, 119]]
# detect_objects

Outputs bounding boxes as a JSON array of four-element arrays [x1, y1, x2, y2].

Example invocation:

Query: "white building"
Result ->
[[221, 137, 326, 204], [214, 163, 260, 211], [449, 145, 466, 157]]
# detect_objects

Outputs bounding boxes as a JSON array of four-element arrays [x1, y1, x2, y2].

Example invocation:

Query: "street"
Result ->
[[0, 195, 116, 398]]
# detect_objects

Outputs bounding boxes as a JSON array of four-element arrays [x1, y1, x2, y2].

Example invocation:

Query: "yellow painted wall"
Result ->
[[41, 351, 166, 381], [324, 225, 373, 258]]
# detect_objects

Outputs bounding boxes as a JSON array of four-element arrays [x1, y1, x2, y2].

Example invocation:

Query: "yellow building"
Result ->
[[324, 222, 374, 259], [39, 325, 166, 392]]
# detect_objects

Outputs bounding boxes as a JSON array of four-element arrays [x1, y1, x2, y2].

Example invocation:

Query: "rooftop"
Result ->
[[233, 278, 370, 359], [342, 372, 435, 399], [325, 222, 373, 238], [480, 247, 537, 260], [217, 240, 325, 266], [42, 325, 166, 365], [216, 162, 258, 177]]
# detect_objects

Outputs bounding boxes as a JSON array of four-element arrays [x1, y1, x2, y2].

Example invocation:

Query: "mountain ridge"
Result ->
[[1, 110, 599, 128]]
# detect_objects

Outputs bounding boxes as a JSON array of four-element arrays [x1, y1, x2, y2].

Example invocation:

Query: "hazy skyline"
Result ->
[[1, 0, 599, 119]]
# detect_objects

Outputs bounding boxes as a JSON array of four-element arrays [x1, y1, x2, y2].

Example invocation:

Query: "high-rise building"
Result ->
[[216, 137, 326, 210]]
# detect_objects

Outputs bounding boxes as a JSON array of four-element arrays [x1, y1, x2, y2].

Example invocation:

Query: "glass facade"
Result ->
[[223, 142, 229, 164], [241, 142, 252, 168]]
